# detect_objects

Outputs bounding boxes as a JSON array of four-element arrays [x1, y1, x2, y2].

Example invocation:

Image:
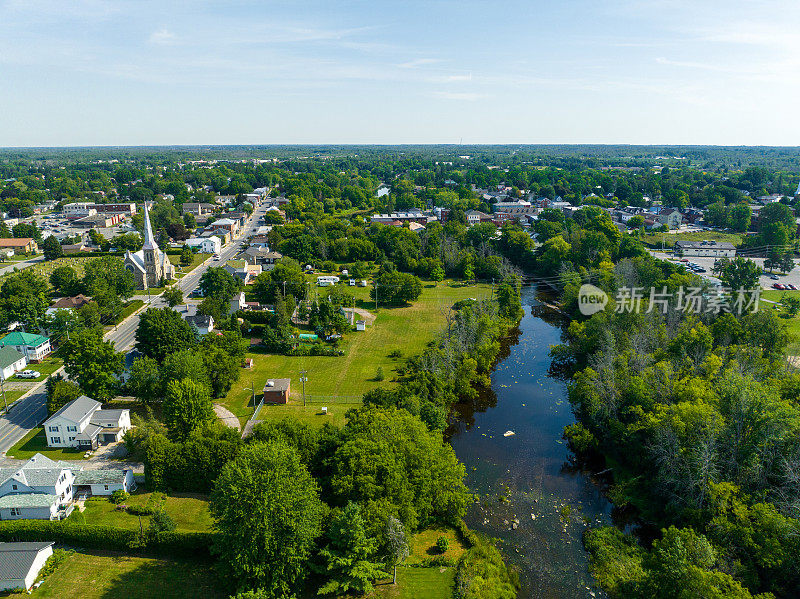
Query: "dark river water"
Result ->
[[450, 287, 612, 599]]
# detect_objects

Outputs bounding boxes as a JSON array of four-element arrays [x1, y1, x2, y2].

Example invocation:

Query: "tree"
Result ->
[[162, 378, 214, 441], [627, 214, 645, 229], [83, 255, 134, 298], [199, 267, 240, 302], [720, 257, 761, 291], [163, 286, 183, 307], [46, 377, 81, 415], [781, 253, 795, 274], [61, 328, 124, 402], [317, 502, 388, 595], [127, 356, 162, 405], [210, 442, 326, 596], [41, 235, 63, 260], [135, 308, 196, 360], [49, 266, 81, 296], [384, 516, 409, 585], [0, 269, 49, 329], [253, 258, 307, 303], [370, 271, 423, 306], [179, 246, 193, 266]]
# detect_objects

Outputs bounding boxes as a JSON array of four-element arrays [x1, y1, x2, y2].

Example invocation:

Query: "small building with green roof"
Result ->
[[0, 332, 51, 363]]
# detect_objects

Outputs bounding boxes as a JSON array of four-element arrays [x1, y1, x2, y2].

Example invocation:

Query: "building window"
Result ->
[[69, 436, 75, 441], [11, 484, 17, 490], [104, 485, 109, 490], [10, 508, 20, 516], [67, 426, 77, 432], [48, 426, 59, 432], [51, 437, 61, 444]]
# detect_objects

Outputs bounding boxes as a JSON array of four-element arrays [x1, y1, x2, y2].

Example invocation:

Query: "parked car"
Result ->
[[17, 370, 40, 379], [788, 284, 798, 291], [773, 283, 784, 290], [770, 274, 780, 280]]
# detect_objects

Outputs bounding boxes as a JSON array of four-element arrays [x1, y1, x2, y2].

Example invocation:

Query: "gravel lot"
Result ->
[[651, 251, 800, 290]]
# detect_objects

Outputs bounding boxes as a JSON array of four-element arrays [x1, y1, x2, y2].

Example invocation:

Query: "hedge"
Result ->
[[0, 520, 217, 558]]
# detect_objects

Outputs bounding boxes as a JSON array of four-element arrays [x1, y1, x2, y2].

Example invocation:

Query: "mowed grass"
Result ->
[[10, 356, 63, 382], [6, 551, 223, 599], [74, 491, 213, 532], [640, 230, 743, 248], [7, 427, 88, 460], [16, 255, 100, 286], [367, 567, 456, 599], [761, 290, 800, 354], [222, 280, 491, 425], [169, 252, 210, 276], [407, 528, 467, 565]]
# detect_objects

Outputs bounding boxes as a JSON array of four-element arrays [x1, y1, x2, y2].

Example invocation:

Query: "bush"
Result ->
[[388, 349, 403, 359], [125, 505, 155, 516], [375, 366, 385, 381], [110, 490, 130, 505], [436, 536, 450, 553], [38, 548, 73, 580], [149, 510, 176, 534]]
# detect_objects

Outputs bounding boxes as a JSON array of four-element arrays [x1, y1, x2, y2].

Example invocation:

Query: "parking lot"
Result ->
[[651, 251, 800, 290]]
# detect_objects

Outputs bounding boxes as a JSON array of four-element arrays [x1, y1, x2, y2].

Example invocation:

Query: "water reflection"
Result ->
[[449, 287, 611, 599]]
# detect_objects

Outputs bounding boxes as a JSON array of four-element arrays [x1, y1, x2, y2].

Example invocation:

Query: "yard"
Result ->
[[7, 427, 88, 460], [5, 551, 223, 599], [169, 252, 210, 277], [221, 280, 491, 425], [640, 229, 743, 249], [368, 567, 456, 599], [10, 355, 63, 382], [9, 255, 100, 287], [73, 491, 213, 532]]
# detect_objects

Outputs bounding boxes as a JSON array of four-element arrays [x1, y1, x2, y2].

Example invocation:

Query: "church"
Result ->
[[123, 203, 175, 289]]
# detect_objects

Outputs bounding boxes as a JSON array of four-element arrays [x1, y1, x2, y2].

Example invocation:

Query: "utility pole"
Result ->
[[0, 377, 7, 414], [300, 370, 308, 407], [374, 281, 378, 311], [491, 278, 495, 300]]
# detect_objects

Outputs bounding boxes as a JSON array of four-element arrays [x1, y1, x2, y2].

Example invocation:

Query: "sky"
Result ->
[[1, 0, 799, 146]]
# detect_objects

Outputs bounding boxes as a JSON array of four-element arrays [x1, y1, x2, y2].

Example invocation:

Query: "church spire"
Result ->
[[142, 202, 157, 251]]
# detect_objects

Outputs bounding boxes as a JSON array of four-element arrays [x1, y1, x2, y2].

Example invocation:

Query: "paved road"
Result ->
[[0, 204, 266, 453], [0, 254, 44, 277]]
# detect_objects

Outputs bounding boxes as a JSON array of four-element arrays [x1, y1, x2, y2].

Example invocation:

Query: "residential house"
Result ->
[[186, 313, 214, 336], [211, 218, 239, 237], [656, 208, 683, 230], [0, 238, 37, 254], [230, 292, 247, 314], [201, 229, 231, 245], [0, 542, 54, 591], [0, 347, 27, 381], [73, 469, 135, 496], [491, 200, 536, 216], [224, 260, 262, 284], [0, 454, 75, 520], [465, 210, 492, 226], [185, 236, 221, 255], [46, 294, 91, 316], [42, 396, 131, 450], [263, 378, 291, 404], [239, 247, 282, 270], [0, 332, 51, 362], [370, 211, 435, 226]]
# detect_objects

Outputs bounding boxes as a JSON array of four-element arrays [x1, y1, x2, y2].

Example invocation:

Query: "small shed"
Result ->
[[73, 468, 135, 496], [0, 542, 54, 591], [263, 378, 291, 404], [356, 320, 366, 331]]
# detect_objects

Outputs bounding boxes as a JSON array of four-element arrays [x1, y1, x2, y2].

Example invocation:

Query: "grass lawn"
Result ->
[[11, 356, 63, 382], [2, 388, 27, 406], [74, 491, 213, 532], [6, 551, 223, 599], [640, 230, 743, 249], [221, 280, 490, 425], [7, 427, 88, 460], [170, 252, 210, 276], [407, 528, 467, 565], [759, 291, 800, 354], [17, 255, 100, 287], [367, 567, 456, 599]]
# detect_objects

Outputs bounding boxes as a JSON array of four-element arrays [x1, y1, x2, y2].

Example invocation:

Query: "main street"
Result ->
[[0, 203, 268, 453]]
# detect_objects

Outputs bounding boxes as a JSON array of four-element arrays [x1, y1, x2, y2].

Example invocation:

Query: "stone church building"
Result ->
[[123, 203, 175, 289]]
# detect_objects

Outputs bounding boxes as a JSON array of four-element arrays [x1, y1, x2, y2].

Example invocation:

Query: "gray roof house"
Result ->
[[0, 346, 27, 381], [0, 542, 54, 591], [74, 468, 135, 496], [42, 396, 131, 450], [0, 454, 76, 521]]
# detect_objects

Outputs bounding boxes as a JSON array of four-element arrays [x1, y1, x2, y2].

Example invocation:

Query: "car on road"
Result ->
[[770, 274, 780, 280], [16, 370, 40, 379]]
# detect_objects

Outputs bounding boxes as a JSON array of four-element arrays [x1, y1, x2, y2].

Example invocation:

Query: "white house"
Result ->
[[0, 346, 27, 381], [42, 396, 131, 450], [0, 454, 75, 521], [185, 236, 221, 255], [186, 313, 214, 336], [0, 542, 54, 591], [356, 320, 366, 331], [0, 332, 51, 363], [74, 468, 135, 496]]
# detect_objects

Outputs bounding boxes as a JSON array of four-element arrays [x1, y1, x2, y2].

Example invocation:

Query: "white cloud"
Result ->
[[432, 91, 486, 101], [444, 73, 472, 82], [149, 28, 177, 46], [398, 58, 442, 69]]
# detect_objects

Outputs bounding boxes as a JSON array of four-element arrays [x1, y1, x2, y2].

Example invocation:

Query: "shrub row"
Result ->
[[0, 520, 216, 559]]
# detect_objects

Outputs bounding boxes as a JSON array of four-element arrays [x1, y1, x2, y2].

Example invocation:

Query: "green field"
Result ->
[[8, 255, 100, 286], [10, 356, 63, 382], [74, 491, 213, 532], [640, 230, 744, 249], [221, 280, 490, 425], [368, 567, 456, 599], [406, 528, 467, 565], [7, 427, 88, 460], [7, 551, 223, 599], [170, 252, 210, 277]]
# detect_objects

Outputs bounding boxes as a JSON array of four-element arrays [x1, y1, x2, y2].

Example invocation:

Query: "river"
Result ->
[[449, 286, 613, 599]]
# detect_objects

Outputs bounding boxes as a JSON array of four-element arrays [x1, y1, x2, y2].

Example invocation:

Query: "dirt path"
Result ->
[[214, 403, 241, 431]]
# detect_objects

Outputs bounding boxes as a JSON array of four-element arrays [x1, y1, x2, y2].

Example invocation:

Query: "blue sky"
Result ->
[[1, 0, 799, 146]]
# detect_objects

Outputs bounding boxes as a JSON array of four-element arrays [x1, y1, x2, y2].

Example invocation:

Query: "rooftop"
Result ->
[[0, 345, 25, 369], [0, 331, 50, 347], [44, 395, 100, 425], [0, 542, 54, 581], [74, 469, 127, 486], [263, 378, 291, 392]]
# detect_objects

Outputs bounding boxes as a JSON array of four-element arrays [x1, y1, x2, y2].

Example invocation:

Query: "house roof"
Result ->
[[0, 542, 54, 581], [90, 409, 128, 426], [75, 424, 103, 441], [0, 493, 59, 509], [51, 294, 91, 310], [44, 395, 100, 426], [74, 469, 127, 485], [0, 346, 26, 369], [0, 332, 50, 348], [0, 238, 33, 247], [186, 314, 213, 329], [263, 378, 291, 392], [212, 218, 235, 226]]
